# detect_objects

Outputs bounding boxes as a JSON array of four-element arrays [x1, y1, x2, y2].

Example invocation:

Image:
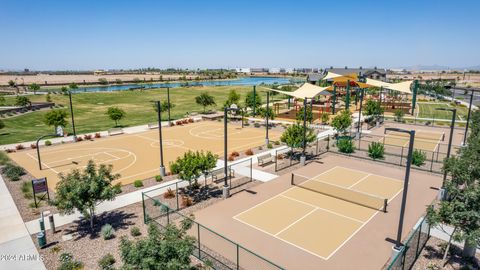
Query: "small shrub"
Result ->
[[75, 136, 83, 142], [267, 143, 273, 149], [170, 122, 175, 127], [245, 149, 254, 155], [368, 142, 385, 160], [228, 155, 235, 161], [394, 109, 405, 122], [95, 132, 101, 138], [182, 119, 189, 124], [21, 182, 33, 199], [50, 246, 61, 254], [15, 144, 25, 150], [231, 151, 239, 157], [28, 201, 41, 208], [276, 154, 284, 160], [101, 224, 115, 240], [0, 151, 10, 165], [181, 196, 193, 207], [130, 226, 141, 237], [274, 140, 280, 145], [163, 188, 175, 199], [5, 149, 16, 153], [30, 144, 37, 149], [254, 123, 261, 128], [45, 140, 52, 146], [2, 163, 26, 181], [188, 118, 194, 123], [337, 138, 355, 153], [411, 149, 427, 166], [84, 134, 92, 140], [155, 175, 163, 182], [133, 180, 143, 188], [98, 253, 115, 270], [176, 120, 183, 125], [58, 252, 83, 270]]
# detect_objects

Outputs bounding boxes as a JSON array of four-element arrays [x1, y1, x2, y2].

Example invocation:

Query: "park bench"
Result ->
[[257, 153, 275, 166], [210, 167, 235, 183], [108, 128, 124, 136]]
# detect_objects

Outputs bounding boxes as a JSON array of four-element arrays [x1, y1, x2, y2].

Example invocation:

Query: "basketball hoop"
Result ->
[[230, 104, 238, 115]]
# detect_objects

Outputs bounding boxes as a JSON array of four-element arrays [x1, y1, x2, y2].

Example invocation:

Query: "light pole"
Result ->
[[300, 98, 308, 165], [385, 128, 415, 254], [167, 87, 171, 125], [36, 133, 63, 170], [435, 108, 456, 190], [265, 91, 270, 145], [463, 90, 474, 145], [223, 104, 240, 198], [156, 101, 166, 177], [252, 85, 256, 117], [356, 88, 364, 139], [68, 91, 77, 140]]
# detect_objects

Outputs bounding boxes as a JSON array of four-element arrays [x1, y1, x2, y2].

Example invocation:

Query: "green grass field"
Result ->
[[417, 102, 469, 120], [0, 86, 284, 145]]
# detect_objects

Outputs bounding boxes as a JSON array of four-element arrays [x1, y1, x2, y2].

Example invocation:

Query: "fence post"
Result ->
[[250, 158, 253, 181], [430, 152, 434, 172], [175, 182, 179, 210], [167, 207, 170, 224], [236, 244, 240, 270], [275, 149, 278, 172], [142, 193, 147, 224], [197, 224, 201, 258], [400, 146, 404, 165]]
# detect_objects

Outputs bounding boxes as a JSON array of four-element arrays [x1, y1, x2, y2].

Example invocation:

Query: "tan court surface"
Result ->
[[234, 166, 403, 260], [380, 129, 444, 152], [193, 155, 442, 270], [8, 121, 281, 187]]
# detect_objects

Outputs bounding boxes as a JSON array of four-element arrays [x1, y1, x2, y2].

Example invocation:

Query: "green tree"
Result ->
[[331, 110, 352, 134], [106, 107, 126, 126], [363, 100, 384, 119], [0, 119, 4, 130], [245, 91, 262, 112], [0, 95, 5, 105], [69, 82, 78, 90], [153, 100, 175, 113], [29, 83, 40, 94], [53, 160, 121, 229], [60, 86, 69, 95], [170, 150, 217, 186], [44, 110, 68, 131], [469, 110, 480, 138], [115, 79, 123, 84], [224, 90, 241, 108], [8, 80, 15, 87], [296, 105, 313, 123], [45, 93, 52, 102], [98, 78, 109, 85], [280, 123, 316, 150], [15, 95, 30, 108], [257, 106, 275, 120], [120, 220, 195, 269], [195, 92, 216, 113]]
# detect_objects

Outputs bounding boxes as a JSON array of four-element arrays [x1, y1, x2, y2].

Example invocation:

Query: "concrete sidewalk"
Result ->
[[0, 175, 46, 270]]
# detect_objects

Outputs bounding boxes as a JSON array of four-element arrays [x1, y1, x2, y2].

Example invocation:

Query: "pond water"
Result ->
[[55, 77, 299, 93]]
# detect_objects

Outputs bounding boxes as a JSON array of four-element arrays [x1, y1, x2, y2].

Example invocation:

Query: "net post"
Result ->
[[197, 223, 201, 258], [175, 182, 179, 210], [236, 244, 240, 270], [290, 173, 294, 185], [383, 199, 388, 213]]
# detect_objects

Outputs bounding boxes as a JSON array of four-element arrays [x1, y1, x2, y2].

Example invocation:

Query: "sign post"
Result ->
[[32, 177, 50, 208]]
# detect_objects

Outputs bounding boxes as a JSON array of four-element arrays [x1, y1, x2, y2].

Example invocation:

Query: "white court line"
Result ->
[[26, 153, 59, 174], [104, 151, 120, 159], [348, 174, 371, 189], [280, 194, 364, 224], [274, 207, 318, 236]]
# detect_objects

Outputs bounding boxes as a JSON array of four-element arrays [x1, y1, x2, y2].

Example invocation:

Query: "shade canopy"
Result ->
[[268, 83, 331, 99], [365, 78, 413, 94], [321, 71, 413, 94]]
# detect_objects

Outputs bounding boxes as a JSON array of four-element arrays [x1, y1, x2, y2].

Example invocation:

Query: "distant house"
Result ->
[[307, 67, 387, 84], [250, 68, 269, 74], [94, 70, 107, 76], [235, 68, 251, 73]]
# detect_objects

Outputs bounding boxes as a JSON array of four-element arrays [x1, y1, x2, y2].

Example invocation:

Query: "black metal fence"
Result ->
[[386, 217, 431, 270], [142, 193, 285, 270], [274, 136, 329, 172]]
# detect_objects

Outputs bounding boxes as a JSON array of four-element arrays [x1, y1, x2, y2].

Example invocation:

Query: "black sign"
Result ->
[[31, 177, 50, 208]]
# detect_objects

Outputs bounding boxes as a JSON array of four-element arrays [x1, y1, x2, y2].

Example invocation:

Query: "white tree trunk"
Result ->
[[463, 238, 477, 258]]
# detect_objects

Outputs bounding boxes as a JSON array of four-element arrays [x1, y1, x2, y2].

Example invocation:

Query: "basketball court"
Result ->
[[8, 121, 281, 187], [233, 166, 403, 260]]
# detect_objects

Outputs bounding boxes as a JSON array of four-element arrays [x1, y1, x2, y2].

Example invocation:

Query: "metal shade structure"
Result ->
[[267, 83, 331, 99]]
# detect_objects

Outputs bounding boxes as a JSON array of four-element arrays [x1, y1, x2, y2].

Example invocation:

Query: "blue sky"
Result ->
[[1, 0, 479, 70]]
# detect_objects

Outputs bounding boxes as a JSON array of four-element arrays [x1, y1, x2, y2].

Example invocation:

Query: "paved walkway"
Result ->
[[25, 179, 187, 235], [0, 175, 46, 270], [430, 225, 480, 253]]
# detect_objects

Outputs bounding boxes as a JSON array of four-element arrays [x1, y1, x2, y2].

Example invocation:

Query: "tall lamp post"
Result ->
[[68, 91, 77, 140], [385, 128, 415, 257], [265, 91, 270, 145], [356, 88, 364, 139], [167, 87, 172, 125], [300, 98, 308, 166], [223, 104, 240, 198], [435, 108, 456, 193], [156, 101, 166, 177], [463, 90, 474, 145], [36, 133, 63, 170]]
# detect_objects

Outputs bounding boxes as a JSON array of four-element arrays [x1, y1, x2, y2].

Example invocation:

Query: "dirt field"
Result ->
[[8, 121, 281, 188]]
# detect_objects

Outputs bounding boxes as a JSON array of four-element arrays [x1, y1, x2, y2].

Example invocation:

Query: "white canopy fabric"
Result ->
[[267, 83, 331, 99], [366, 78, 413, 94]]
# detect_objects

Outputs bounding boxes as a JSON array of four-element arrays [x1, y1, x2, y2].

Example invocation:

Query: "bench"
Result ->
[[258, 153, 275, 166], [147, 123, 158, 129], [108, 128, 124, 136], [210, 168, 235, 182]]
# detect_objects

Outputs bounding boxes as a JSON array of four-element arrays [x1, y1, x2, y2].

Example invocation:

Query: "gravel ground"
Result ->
[[413, 237, 480, 270]]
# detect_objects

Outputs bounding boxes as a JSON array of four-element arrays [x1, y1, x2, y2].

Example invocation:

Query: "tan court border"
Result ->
[[233, 166, 404, 260], [380, 134, 442, 152]]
